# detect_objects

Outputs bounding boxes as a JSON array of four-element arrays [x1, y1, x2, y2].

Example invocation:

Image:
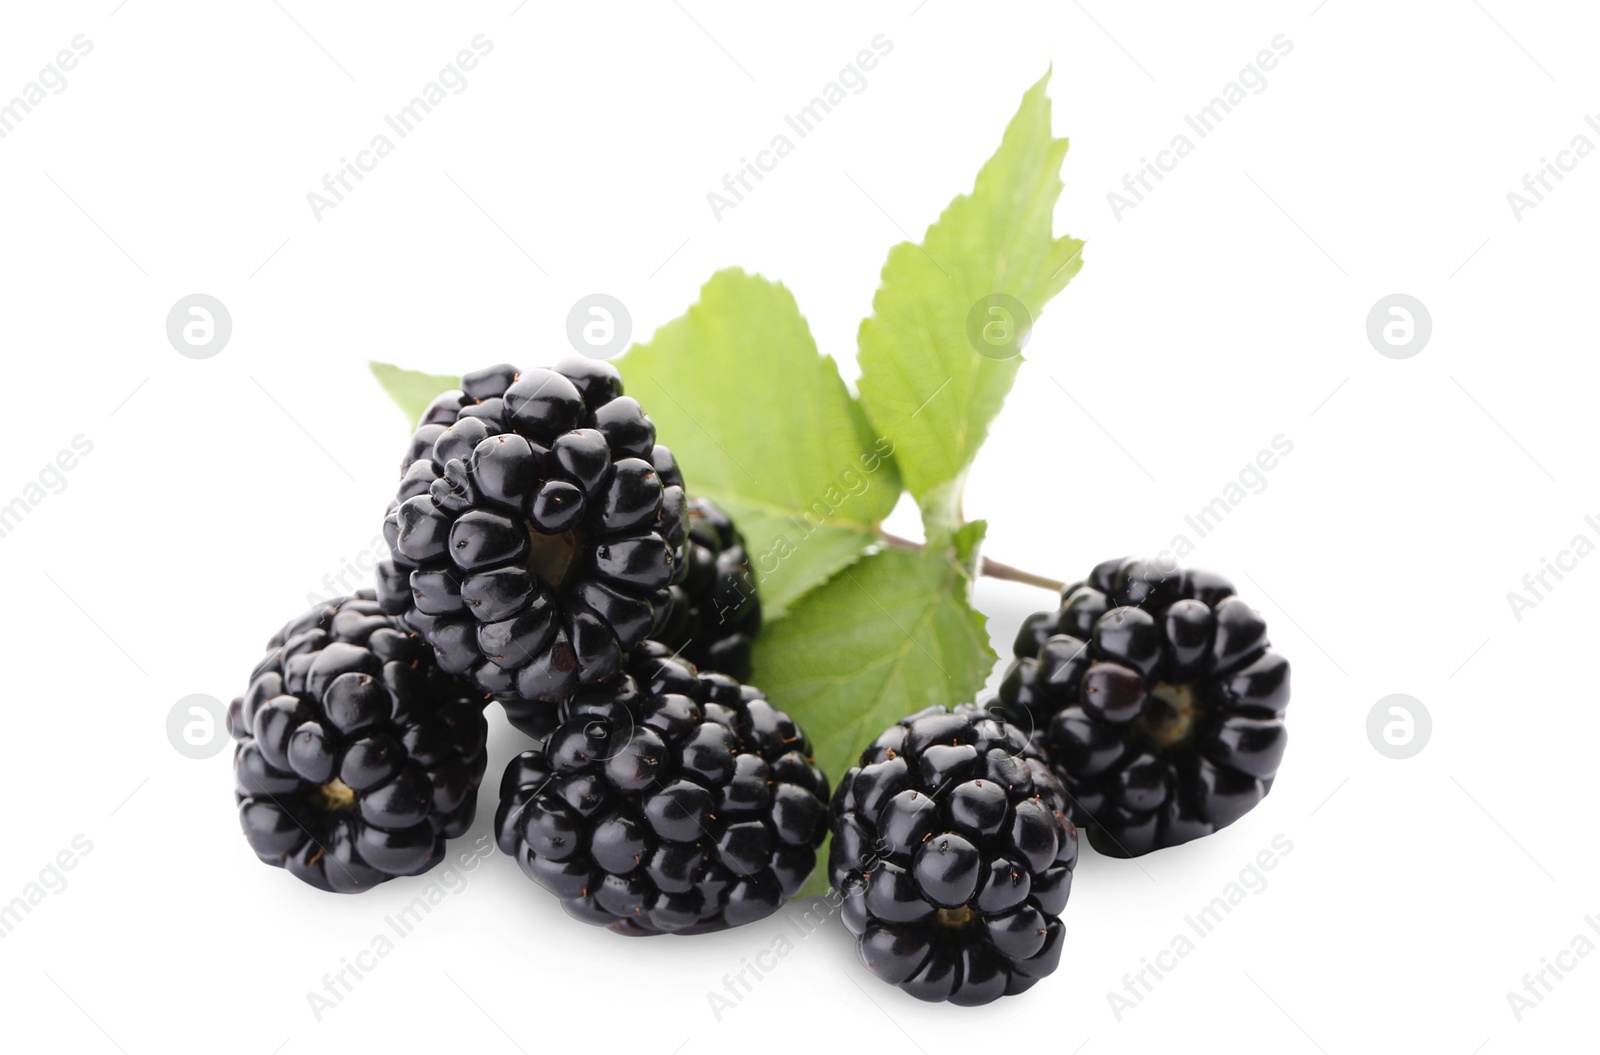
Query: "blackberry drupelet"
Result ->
[[830, 704, 1078, 1005], [375, 359, 689, 716], [654, 496, 761, 681], [1001, 557, 1290, 858], [495, 641, 829, 935], [229, 593, 489, 893]]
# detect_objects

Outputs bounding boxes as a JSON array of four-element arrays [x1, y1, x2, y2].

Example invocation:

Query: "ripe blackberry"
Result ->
[[830, 704, 1077, 1006], [499, 695, 566, 743], [1001, 557, 1290, 858], [500, 498, 760, 750], [495, 641, 829, 935], [228, 593, 489, 893], [375, 358, 688, 712], [654, 497, 761, 681]]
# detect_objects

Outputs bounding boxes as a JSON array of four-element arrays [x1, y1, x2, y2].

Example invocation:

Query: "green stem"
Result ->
[[877, 531, 1065, 593]]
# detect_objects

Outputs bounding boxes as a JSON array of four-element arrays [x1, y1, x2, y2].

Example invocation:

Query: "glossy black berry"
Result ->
[[1002, 557, 1290, 858], [495, 642, 829, 935], [228, 593, 489, 893], [830, 704, 1078, 1005], [376, 360, 689, 709], [653, 497, 762, 680]]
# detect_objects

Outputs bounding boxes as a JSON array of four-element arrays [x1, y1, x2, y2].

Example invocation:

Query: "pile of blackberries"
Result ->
[[227, 362, 1289, 1007]]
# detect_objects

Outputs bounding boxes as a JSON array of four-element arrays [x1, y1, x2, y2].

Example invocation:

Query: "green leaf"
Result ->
[[614, 269, 901, 618], [370, 361, 458, 427], [855, 68, 1084, 538], [952, 518, 989, 577], [751, 538, 996, 894]]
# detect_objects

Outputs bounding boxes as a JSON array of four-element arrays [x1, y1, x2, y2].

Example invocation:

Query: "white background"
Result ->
[[1, 1, 1595, 1052]]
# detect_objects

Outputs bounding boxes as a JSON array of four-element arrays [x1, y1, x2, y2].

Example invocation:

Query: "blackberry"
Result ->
[[830, 704, 1077, 1006], [654, 496, 761, 681], [1001, 557, 1290, 858], [375, 359, 689, 717], [501, 496, 760, 740], [228, 593, 489, 893], [495, 641, 829, 935]]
